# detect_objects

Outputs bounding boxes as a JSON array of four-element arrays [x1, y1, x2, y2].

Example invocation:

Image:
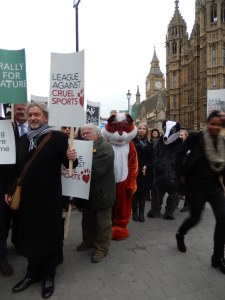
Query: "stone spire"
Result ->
[[136, 85, 141, 104], [149, 47, 162, 75]]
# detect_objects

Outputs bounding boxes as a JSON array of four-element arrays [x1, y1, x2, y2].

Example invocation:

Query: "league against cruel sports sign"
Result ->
[[48, 51, 85, 128], [61, 139, 93, 200]]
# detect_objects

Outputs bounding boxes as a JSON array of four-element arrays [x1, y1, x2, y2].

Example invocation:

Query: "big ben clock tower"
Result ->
[[146, 47, 165, 98]]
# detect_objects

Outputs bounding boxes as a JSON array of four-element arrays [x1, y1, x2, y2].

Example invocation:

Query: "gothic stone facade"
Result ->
[[166, 0, 225, 130]]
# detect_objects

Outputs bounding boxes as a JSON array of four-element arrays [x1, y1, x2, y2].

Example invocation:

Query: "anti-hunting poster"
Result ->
[[48, 50, 85, 128], [61, 139, 93, 200]]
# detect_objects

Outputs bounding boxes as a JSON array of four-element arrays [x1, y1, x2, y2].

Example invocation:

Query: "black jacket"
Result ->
[[14, 131, 78, 257], [154, 136, 182, 190], [132, 136, 153, 192], [176, 131, 225, 186]]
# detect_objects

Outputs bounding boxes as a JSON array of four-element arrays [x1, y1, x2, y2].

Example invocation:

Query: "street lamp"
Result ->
[[73, 0, 81, 52], [126, 90, 131, 114]]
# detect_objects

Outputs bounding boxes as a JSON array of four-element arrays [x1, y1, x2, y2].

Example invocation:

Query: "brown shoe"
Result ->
[[76, 243, 94, 251], [0, 258, 13, 277], [91, 251, 106, 263]]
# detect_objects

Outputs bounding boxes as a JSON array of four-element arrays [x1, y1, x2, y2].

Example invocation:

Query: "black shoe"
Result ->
[[147, 210, 160, 218], [163, 213, 175, 220], [42, 279, 54, 299], [176, 232, 186, 253], [180, 206, 190, 212], [0, 258, 13, 277], [139, 214, 145, 222], [132, 211, 139, 221], [12, 276, 34, 293], [211, 255, 225, 274]]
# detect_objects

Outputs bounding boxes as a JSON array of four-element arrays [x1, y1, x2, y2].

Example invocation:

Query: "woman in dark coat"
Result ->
[[149, 128, 160, 144], [149, 128, 160, 201], [176, 110, 225, 275], [132, 123, 153, 222], [6, 102, 77, 299]]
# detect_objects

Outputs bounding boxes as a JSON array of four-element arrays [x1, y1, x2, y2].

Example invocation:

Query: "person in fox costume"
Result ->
[[102, 113, 138, 240]]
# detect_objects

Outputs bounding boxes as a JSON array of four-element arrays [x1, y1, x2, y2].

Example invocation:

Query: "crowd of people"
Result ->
[[1, 104, 225, 299]]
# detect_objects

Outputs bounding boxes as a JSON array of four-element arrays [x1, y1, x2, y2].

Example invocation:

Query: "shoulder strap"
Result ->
[[19, 131, 53, 180]]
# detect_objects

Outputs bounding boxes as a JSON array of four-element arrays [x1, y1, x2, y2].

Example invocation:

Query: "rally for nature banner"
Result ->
[[48, 50, 85, 128], [0, 48, 27, 104], [86, 100, 100, 125]]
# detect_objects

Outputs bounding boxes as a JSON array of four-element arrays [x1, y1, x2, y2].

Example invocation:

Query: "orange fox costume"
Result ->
[[102, 113, 138, 240]]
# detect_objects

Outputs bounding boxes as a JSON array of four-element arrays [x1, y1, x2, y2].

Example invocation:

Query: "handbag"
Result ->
[[10, 131, 52, 210], [10, 178, 23, 210]]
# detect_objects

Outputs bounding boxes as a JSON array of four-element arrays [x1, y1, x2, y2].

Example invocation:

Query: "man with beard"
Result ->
[[5, 102, 77, 299]]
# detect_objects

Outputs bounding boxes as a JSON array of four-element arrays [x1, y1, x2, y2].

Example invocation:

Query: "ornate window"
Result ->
[[173, 95, 177, 109], [211, 2, 217, 23], [221, 1, 225, 22], [173, 72, 177, 88], [172, 41, 177, 54], [223, 75, 225, 88], [212, 76, 216, 89], [212, 47, 216, 67], [223, 45, 225, 66]]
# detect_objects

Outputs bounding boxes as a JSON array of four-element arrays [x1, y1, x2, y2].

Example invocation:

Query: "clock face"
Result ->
[[155, 81, 162, 89], [146, 82, 151, 91]]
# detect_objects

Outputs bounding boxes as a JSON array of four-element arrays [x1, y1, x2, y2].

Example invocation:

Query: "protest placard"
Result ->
[[0, 48, 27, 104], [61, 139, 93, 200], [49, 51, 85, 128], [31, 94, 48, 104], [207, 89, 225, 115], [86, 100, 100, 125], [0, 119, 16, 164]]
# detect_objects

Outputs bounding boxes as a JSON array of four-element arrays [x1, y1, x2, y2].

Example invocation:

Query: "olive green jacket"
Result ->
[[89, 137, 116, 210]]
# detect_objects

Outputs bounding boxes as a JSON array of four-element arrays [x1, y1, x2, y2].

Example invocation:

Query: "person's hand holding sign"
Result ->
[[67, 147, 77, 162]]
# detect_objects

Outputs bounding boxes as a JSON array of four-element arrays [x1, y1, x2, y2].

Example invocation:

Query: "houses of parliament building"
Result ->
[[135, 0, 225, 131]]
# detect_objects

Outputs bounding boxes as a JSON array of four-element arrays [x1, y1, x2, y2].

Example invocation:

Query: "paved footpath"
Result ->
[[1, 200, 225, 300]]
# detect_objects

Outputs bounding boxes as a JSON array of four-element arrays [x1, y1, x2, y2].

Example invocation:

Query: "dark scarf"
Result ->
[[27, 123, 52, 151], [139, 137, 147, 150]]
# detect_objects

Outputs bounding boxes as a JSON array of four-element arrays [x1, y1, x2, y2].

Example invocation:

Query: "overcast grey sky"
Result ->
[[1, 0, 195, 117]]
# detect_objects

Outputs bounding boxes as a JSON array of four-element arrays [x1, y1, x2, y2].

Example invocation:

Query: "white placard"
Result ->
[[0, 119, 16, 164], [207, 89, 225, 116], [61, 139, 93, 200], [48, 50, 85, 128], [31, 94, 48, 104], [86, 100, 101, 125]]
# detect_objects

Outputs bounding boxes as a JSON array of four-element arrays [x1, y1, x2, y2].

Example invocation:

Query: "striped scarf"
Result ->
[[27, 123, 52, 151]]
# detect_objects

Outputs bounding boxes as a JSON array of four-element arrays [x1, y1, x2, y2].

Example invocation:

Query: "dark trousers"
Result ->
[[81, 206, 112, 254], [27, 252, 59, 281], [178, 183, 225, 257], [0, 182, 11, 258], [151, 182, 179, 215], [132, 191, 145, 214]]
